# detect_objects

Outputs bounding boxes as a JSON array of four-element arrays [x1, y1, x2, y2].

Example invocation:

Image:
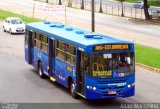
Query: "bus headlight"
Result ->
[[87, 86, 96, 90], [89, 86, 93, 90], [87, 86, 90, 89], [93, 87, 96, 90], [128, 83, 135, 88]]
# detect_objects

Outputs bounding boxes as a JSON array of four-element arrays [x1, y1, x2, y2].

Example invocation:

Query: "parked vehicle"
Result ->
[[3, 17, 25, 34], [133, 1, 144, 9], [151, 10, 160, 19]]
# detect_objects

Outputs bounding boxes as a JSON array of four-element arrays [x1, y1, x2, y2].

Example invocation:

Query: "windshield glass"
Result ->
[[87, 53, 135, 78], [11, 19, 23, 24]]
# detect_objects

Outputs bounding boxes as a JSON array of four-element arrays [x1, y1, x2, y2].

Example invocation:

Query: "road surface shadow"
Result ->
[[4, 31, 25, 35], [29, 69, 128, 109]]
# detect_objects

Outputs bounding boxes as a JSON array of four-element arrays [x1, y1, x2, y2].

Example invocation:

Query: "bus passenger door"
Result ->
[[76, 50, 85, 95], [25, 30, 34, 65], [48, 38, 55, 77]]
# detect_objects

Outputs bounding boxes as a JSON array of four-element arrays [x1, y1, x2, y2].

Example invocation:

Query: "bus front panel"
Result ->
[[81, 52, 135, 100]]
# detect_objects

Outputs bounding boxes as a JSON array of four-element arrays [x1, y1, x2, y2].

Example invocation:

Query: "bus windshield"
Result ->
[[88, 53, 135, 78]]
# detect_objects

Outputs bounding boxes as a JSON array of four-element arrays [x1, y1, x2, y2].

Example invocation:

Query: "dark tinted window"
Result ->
[[41, 35, 48, 53], [10, 19, 23, 24]]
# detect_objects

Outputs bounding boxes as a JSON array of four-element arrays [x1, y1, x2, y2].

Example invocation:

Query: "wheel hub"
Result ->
[[71, 83, 75, 94]]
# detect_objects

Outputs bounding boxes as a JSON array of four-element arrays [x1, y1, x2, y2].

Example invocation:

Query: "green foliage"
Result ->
[[124, 0, 160, 7], [135, 45, 160, 69], [148, 1, 160, 7], [0, 10, 41, 23], [116, 0, 126, 3]]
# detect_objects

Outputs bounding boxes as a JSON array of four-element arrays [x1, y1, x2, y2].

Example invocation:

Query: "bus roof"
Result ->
[[26, 22, 132, 48]]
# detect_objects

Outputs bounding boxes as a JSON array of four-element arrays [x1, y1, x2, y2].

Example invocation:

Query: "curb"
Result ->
[[129, 19, 160, 26], [136, 63, 160, 73]]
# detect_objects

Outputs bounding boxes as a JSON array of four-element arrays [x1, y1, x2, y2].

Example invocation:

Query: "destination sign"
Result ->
[[93, 44, 129, 51], [93, 71, 112, 77]]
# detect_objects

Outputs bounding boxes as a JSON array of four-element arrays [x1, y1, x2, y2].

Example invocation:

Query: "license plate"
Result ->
[[17, 29, 23, 32], [108, 91, 117, 95]]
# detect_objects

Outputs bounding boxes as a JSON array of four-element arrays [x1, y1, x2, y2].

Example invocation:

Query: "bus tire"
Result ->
[[38, 62, 46, 78], [70, 80, 78, 99]]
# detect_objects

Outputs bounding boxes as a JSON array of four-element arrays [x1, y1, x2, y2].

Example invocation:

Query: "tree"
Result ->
[[59, 0, 62, 5], [116, 0, 125, 17], [99, 0, 103, 13], [67, 0, 72, 7], [144, 0, 151, 20], [81, 0, 84, 9]]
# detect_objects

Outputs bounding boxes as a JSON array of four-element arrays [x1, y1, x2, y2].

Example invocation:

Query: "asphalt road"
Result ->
[[0, 0, 160, 49], [0, 23, 160, 109]]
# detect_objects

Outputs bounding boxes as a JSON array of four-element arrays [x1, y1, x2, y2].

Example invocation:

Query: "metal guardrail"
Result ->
[[38, 0, 160, 21]]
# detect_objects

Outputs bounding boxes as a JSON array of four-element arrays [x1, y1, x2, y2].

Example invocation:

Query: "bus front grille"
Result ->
[[97, 80, 126, 84], [97, 80, 126, 91], [99, 86, 125, 90]]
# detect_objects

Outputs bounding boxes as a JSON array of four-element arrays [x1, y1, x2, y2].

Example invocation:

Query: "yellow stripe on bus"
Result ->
[[50, 77, 56, 82], [77, 93, 86, 99]]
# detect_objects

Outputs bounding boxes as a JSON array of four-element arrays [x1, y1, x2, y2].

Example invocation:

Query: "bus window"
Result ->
[[34, 32, 41, 49], [56, 40, 65, 60], [31, 32, 35, 47], [66, 44, 75, 65], [89, 54, 112, 77], [41, 35, 48, 53], [112, 53, 135, 76], [67, 44, 75, 55], [84, 54, 90, 74], [88, 53, 134, 77], [57, 40, 64, 50]]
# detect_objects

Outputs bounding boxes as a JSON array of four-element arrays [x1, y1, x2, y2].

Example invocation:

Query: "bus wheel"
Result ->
[[70, 80, 78, 99], [38, 62, 46, 78]]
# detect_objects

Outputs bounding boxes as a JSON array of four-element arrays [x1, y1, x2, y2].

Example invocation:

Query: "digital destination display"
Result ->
[[92, 71, 112, 77], [93, 44, 129, 51]]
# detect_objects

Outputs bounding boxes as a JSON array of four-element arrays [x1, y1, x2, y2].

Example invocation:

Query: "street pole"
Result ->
[[91, 0, 95, 32], [32, 2, 35, 18]]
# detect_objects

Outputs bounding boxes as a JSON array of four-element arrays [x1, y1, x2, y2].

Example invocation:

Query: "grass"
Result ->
[[0, 9, 160, 69], [135, 45, 160, 69], [0, 10, 41, 23], [124, 0, 160, 7]]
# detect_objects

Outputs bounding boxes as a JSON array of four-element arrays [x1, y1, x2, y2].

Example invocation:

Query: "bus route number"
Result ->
[[93, 44, 129, 51]]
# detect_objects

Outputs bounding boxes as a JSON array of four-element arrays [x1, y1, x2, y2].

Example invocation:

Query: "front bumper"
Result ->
[[11, 28, 25, 33], [85, 86, 135, 100], [84, 76, 135, 100]]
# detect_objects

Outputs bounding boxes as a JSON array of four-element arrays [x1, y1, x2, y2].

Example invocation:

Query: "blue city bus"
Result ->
[[25, 21, 135, 100]]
